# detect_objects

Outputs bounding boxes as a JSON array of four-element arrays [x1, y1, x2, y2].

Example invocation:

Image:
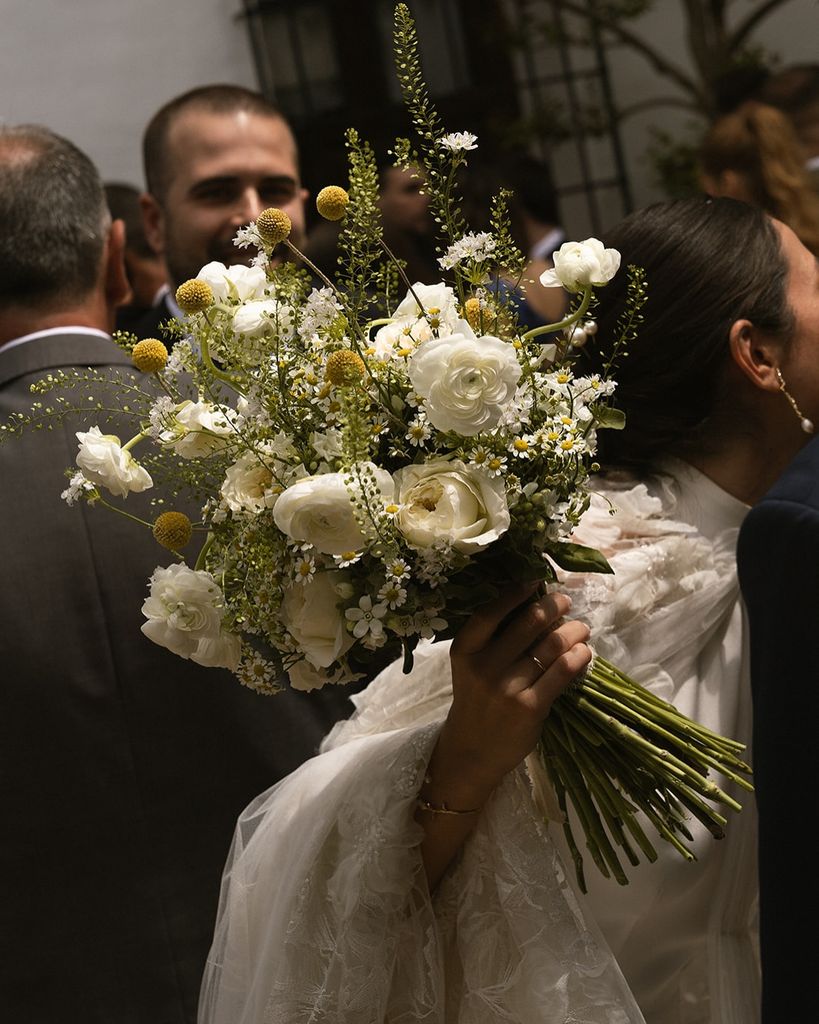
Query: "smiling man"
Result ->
[[124, 84, 308, 340]]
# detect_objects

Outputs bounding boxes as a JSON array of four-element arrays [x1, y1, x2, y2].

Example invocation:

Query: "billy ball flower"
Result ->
[[132, 338, 168, 373], [176, 278, 213, 313], [325, 349, 367, 386], [256, 207, 292, 245], [316, 185, 349, 221], [152, 510, 193, 550]]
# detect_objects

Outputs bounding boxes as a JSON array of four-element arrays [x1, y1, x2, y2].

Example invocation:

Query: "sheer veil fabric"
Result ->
[[199, 461, 755, 1024]]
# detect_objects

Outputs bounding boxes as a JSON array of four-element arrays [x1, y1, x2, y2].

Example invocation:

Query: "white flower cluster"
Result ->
[[439, 131, 478, 152], [438, 231, 497, 271], [58, 208, 622, 693]]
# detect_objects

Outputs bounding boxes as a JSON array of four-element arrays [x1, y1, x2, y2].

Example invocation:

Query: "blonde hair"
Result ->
[[699, 101, 819, 254]]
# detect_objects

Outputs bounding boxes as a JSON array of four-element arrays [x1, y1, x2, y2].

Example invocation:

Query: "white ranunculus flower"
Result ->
[[75, 426, 153, 498], [539, 238, 621, 292], [197, 261, 268, 303], [394, 459, 510, 553], [310, 428, 343, 462], [220, 447, 279, 513], [287, 659, 328, 692], [161, 400, 236, 458], [190, 631, 242, 671], [393, 282, 460, 328], [280, 571, 354, 669], [273, 464, 394, 555], [141, 564, 239, 669], [409, 328, 522, 436], [232, 298, 294, 340]]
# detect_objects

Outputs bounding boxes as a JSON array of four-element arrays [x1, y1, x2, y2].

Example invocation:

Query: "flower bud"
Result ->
[[152, 511, 193, 550], [176, 279, 213, 314], [256, 207, 292, 245], [132, 338, 169, 373], [316, 185, 349, 221]]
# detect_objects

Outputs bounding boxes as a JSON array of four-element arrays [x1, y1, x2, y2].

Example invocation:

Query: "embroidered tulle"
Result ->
[[199, 641, 644, 1023], [199, 466, 756, 1023]]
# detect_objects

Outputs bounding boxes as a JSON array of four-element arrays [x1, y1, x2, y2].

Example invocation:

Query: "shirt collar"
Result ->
[[1, 325, 110, 354]]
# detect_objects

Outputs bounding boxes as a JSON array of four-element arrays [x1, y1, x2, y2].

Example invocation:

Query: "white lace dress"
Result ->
[[198, 461, 757, 1024]]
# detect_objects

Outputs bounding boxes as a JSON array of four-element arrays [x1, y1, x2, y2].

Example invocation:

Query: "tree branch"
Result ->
[[730, 0, 792, 51], [553, 0, 705, 106]]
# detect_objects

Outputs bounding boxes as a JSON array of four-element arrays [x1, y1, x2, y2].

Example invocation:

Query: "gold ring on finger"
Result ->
[[531, 654, 546, 673]]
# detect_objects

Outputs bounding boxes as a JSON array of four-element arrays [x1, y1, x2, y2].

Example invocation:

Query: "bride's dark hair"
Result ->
[[580, 195, 795, 471]]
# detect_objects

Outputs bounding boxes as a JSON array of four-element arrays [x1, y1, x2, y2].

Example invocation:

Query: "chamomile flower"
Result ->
[[385, 557, 411, 582], [377, 580, 407, 609], [406, 415, 431, 447]]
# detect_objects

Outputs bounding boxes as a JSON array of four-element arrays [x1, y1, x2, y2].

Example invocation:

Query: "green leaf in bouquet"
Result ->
[[547, 541, 614, 575], [594, 405, 626, 430]]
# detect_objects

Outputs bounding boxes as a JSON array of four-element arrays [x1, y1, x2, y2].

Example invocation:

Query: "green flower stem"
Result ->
[[199, 315, 244, 388], [95, 494, 154, 530], [545, 716, 629, 884], [121, 432, 147, 453], [521, 285, 592, 343], [550, 770, 588, 893], [580, 683, 745, 783], [194, 531, 215, 572], [284, 239, 337, 293], [588, 663, 749, 759]]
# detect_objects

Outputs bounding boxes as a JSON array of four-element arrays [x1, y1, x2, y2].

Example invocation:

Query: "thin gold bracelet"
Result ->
[[416, 796, 481, 816]]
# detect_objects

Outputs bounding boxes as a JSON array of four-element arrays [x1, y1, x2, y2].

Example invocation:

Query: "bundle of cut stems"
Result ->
[[538, 653, 753, 892]]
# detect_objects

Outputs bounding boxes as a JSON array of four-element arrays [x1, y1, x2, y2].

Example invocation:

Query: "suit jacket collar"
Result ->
[[0, 331, 130, 388]]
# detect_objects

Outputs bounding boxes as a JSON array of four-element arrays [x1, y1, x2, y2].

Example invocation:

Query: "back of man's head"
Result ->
[[143, 84, 286, 205], [0, 125, 107, 312]]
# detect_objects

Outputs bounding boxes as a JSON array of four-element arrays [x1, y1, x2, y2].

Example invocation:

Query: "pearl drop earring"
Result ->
[[776, 368, 815, 435]]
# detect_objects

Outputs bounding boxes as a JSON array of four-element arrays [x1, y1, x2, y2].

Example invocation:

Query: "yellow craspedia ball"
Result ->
[[325, 349, 366, 386], [316, 185, 349, 221], [152, 511, 193, 550], [132, 338, 169, 373], [175, 278, 213, 314], [256, 207, 292, 245]]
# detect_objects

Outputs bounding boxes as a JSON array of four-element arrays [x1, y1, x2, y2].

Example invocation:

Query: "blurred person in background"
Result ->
[[131, 84, 308, 343], [699, 100, 819, 256], [106, 181, 169, 333]]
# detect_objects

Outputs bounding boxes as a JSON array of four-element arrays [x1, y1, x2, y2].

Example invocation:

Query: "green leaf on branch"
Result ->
[[548, 541, 613, 574]]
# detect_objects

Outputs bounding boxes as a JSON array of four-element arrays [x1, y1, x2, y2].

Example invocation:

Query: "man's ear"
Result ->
[[140, 191, 165, 256], [728, 318, 782, 393], [104, 218, 131, 310]]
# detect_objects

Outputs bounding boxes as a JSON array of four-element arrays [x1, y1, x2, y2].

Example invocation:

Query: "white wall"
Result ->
[[0, 0, 816, 208], [0, 0, 256, 188]]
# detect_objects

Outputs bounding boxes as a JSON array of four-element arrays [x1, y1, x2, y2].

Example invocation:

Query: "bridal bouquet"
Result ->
[[3, 3, 751, 890]]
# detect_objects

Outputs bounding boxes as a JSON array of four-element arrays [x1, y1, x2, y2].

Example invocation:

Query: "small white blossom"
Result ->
[[413, 609, 448, 639], [439, 131, 478, 152], [377, 581, 407, 609], [61, 471, 95, 506], [438, 231, 497, 271], [345, 595, 388, 639], [406, 415, 432, 447]]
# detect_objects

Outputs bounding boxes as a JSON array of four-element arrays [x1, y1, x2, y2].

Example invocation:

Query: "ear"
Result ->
[[103, 218, 131, 310], [140, 191, 166, 256], [728, 318, 782, 393]]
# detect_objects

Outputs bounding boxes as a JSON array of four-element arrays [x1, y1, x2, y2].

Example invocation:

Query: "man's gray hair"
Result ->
[[0, 124, 108, 309]]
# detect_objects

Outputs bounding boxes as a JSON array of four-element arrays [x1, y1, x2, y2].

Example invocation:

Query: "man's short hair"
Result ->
[[0, 124, 107, 309], [142, 84, 288, 204], [105, 181, 154, 259]]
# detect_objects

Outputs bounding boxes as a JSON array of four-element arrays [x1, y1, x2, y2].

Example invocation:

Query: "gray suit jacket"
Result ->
[[0, 332, 357, 1023]]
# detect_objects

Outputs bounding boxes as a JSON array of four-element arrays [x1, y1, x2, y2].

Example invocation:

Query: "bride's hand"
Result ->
[[418, 583, 591, 888], [429, 582, 591, 811]]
